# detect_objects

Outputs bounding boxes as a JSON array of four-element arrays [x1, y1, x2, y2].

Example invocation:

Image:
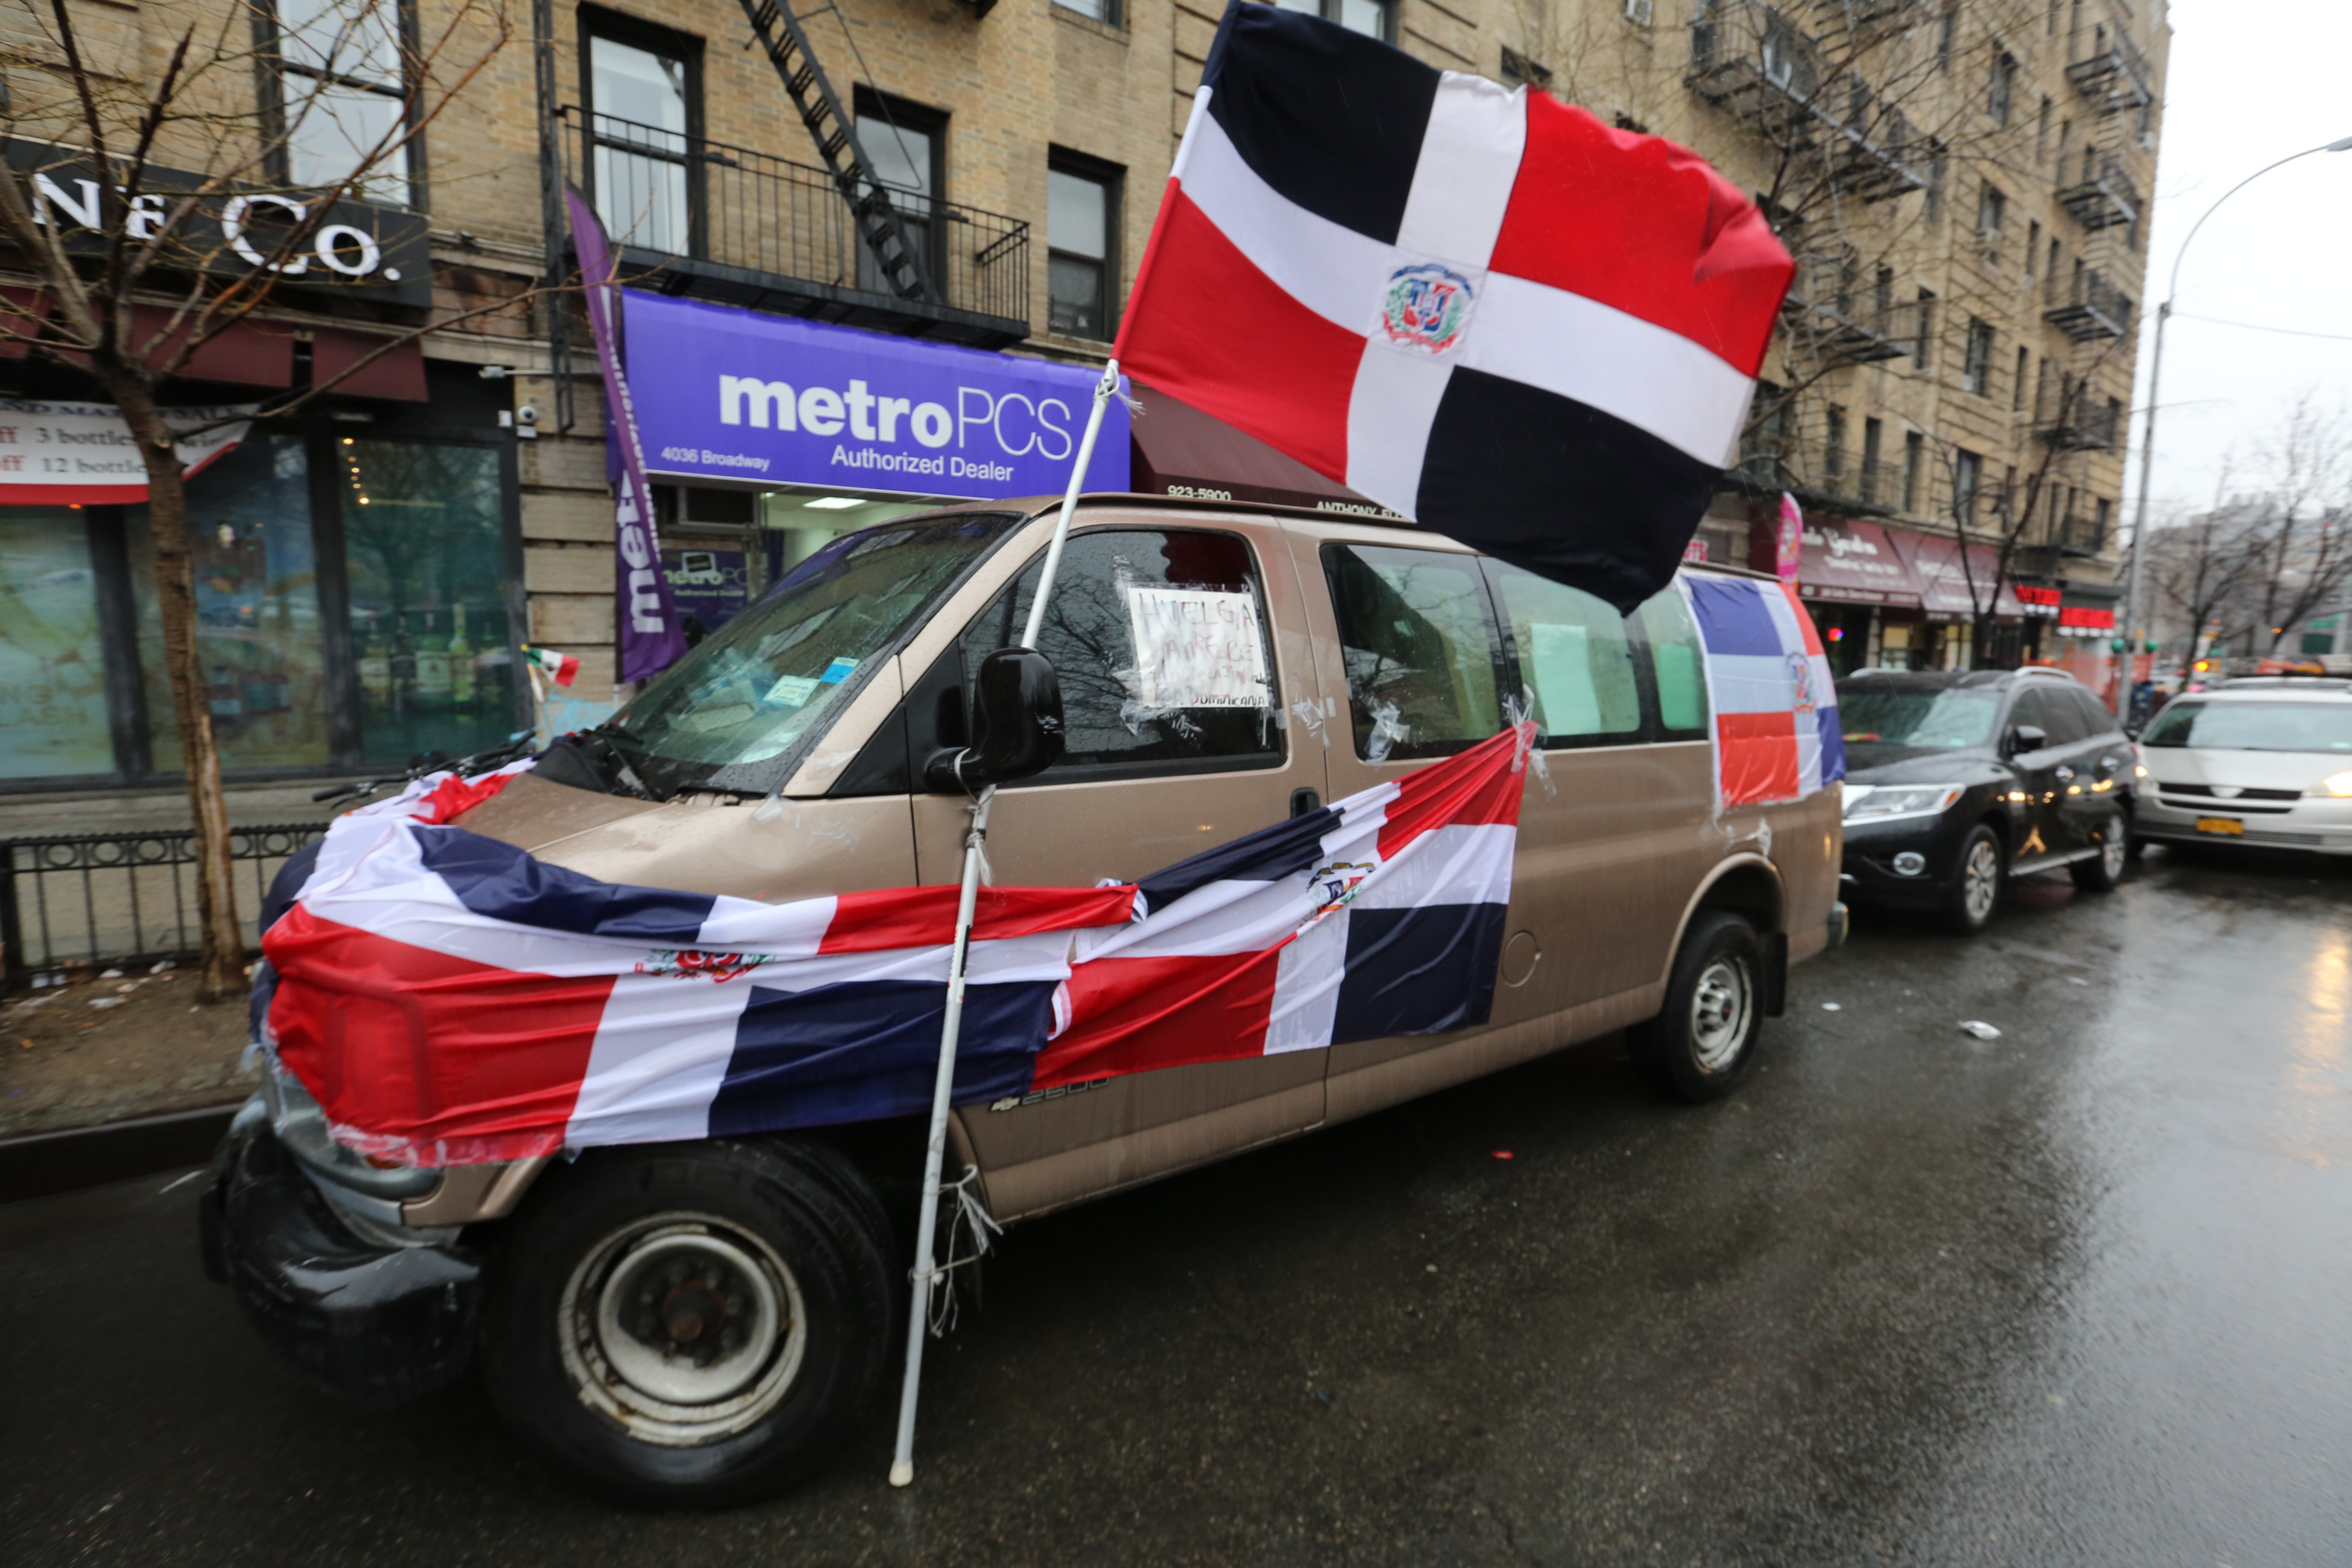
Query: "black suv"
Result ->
[[1835, 668, 2135, 934]]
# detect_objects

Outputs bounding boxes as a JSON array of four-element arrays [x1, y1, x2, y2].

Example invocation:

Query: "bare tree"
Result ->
[[0, 0, 527, 1000], [2241, 395, 2352, 655], [2148, 495, 2267, 688]]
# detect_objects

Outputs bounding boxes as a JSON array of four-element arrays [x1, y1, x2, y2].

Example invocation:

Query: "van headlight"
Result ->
[[1842, 784, 1967, 822], [2315, 770, 2352, 799]]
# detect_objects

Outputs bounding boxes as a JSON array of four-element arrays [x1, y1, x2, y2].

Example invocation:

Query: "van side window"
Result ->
[[960, 529, 1282, 773], [1634, 586, 1711, 739], [1323, 543, 1507, 760], [1482, 560, 1642, 745]]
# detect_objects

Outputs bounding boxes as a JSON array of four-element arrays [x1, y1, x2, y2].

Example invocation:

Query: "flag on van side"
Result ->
[[1682, 576, 1845, 809], [1112, 2, 1794, 614], [261, 726, 1535, 1168]]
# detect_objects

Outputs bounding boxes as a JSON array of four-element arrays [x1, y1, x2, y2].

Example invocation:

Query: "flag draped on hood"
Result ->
[[1113, 1, 1794, 612], [262, 726, 1536, 1168]]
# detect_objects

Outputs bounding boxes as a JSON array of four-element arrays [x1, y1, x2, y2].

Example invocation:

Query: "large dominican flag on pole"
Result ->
[[263, 728, 1534, 1167], [1114, 2, 1793, 613]]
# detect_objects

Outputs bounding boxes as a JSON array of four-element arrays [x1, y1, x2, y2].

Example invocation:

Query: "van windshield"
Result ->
[[2140, 700, 2352, 753], [603, 512, 1020, 797]]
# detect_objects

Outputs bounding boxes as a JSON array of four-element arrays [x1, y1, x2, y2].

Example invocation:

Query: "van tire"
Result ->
[[1628, 911, 1765, 1103], [479, 1140, 895, 1508]]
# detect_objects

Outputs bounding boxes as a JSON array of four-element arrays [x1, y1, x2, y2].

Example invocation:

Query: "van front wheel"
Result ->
[[1628, 910, 1765, 1103], [479, 1140, 896, 1508]]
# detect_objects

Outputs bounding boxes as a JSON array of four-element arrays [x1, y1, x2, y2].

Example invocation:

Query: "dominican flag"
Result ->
[[262, 728, 1533, 1167], [1682, 576, 1844, 809], [1115, 2, 1794, 613]]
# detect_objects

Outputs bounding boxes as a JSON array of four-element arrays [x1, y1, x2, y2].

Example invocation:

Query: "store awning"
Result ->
[[1129, 383, 1396, 515], [1793, 517, 1924, 607], [1885, 529, 2025, 621], [313, 329, 428, 401]]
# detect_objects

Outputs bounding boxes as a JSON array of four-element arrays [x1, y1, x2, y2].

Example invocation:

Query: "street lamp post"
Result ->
[[2115, 133, 2352, 716]]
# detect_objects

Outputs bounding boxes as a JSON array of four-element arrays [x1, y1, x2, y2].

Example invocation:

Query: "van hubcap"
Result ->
[[1690, 957, 1752, 1072], [559, 1214, 807, 1446]]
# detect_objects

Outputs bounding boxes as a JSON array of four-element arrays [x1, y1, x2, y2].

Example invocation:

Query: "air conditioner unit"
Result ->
[[1624, 0, 1654, 26]]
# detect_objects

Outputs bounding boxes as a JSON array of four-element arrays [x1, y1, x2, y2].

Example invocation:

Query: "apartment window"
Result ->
[[1936, 4, 1957, 71], [1914, 290, 1936, 367], [1499, 45, 1553, 88], [2093, 498, 2112, 551], [1873, 266, 1895, 328], [1902, 431, 1924, 513], [1054, 0, 1120, 23], [854, 92, 946, 296], [2048, 236, 2062, 283], [2000, 465, 2019, 528], [2106, 396, 2124, 443], [1272, 0, 1394, 42], [1977, 183, 2006, 247], [269, 0, 415, 203], [1988, 51, 2016, 126], [1923, 151, 1947, 223], [2025, 219, 2040, 279], [582, 11, 701, 255], [1954, 450, 1983, 525], [2013, 348, 2030, 411], [1962, 319, 1995, 395], [1047, 153, 1122, 341], [2037, 96, 2052, 159], [1861, 417, 1884, 504], [1824, 405, 1847, 484]]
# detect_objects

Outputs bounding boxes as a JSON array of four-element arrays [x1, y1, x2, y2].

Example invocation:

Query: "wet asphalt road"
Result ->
[[6, 844, 2352, 1567]]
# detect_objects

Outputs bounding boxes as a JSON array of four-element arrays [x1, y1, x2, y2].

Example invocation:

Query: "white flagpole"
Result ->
[[889, 358, 1123, 1488]]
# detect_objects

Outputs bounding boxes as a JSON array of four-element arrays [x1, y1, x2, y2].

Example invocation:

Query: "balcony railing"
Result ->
[[2034, 391, 2120, 451], [1779, 259, 1917, 366], [559, 107, 1030, 347], [2044, 266, 2132, 342], [1688, 1, 1929, 201], [2065, 19, 2155, 115], [2057, 151, 2141, 231]]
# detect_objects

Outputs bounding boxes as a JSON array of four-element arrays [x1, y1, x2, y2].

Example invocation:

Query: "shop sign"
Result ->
[[0, 398, 252, 504], [1774, 493, 1803, 582], [1682, 539, 1708, 563], [664, 548, 750, 635], [2058, 606, 2116, 632], [7, 140, 431, 310], [1790, 517, 1923, 606], [623, 292, 1129, 500], [2014, 585, 2062, 616]]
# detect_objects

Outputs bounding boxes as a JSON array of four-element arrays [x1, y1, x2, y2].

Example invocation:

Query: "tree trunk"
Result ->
[[114, 380, 247, 1004]]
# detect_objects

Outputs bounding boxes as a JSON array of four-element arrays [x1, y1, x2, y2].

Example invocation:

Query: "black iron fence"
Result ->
[[559, 107, 1031, 327], [0, 824, 325, 991]]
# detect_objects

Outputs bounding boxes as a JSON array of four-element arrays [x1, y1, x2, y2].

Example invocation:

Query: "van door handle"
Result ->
[[1290, 787, 1321, 818]]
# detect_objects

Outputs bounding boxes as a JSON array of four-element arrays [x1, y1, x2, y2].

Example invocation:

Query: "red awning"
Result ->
[[1128, 382, 1395, 514], [312, 328, 428, 401], [1793, 517, 1924, 607], [0, 287, 46, 360], [1884, 529, 2024, 621], [43, 306, 295, 388]]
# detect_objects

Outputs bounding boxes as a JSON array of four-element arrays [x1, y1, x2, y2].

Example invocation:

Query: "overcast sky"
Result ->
[[2129, 0, 2352, 525]]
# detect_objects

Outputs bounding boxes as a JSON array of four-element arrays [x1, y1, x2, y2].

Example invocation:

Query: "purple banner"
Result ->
[[620, 292, 1128, 499], [566, 188, 688, 686]]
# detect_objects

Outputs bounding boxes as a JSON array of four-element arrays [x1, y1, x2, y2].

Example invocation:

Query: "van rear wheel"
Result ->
[[1628, 910, 1764, 1103], [479, 1140, 896, 1508]]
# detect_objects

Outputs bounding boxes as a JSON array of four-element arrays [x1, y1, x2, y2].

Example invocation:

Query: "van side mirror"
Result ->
[[924, 647, 1063, 791], [2005, 722, 2047, 756]]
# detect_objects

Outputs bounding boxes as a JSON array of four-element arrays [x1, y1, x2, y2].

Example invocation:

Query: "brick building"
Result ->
[[0, 0, 2165, 814]]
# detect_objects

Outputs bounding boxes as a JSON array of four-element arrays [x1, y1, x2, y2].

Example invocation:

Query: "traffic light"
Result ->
[[2109, 637, 2127, 653]]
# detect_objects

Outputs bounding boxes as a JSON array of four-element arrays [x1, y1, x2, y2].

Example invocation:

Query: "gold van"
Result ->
[[202, 496, 1844, 1504]]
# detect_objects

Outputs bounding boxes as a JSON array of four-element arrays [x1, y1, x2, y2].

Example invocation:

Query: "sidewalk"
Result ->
[[2, 969, 252, 1140]]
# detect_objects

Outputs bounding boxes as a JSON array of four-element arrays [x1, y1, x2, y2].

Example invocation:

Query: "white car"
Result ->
[[2133, 680, 2352, 853]]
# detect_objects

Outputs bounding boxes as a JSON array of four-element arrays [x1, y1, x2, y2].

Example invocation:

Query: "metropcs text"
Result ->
[[716, 376, 1080, 461]]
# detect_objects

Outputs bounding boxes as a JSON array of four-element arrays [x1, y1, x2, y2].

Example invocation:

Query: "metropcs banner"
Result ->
[[621, 292, 1131, 499]]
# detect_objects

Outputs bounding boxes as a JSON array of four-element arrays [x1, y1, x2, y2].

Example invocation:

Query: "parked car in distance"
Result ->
[[2131, 681, 2352, 855], [1834, 667, 2134, 933], [203, 497, 1847, 1508]]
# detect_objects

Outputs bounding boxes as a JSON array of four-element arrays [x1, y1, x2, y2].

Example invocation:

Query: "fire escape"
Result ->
[[2044, 9, 2150, 345], [1687, 1, 1938, 204]]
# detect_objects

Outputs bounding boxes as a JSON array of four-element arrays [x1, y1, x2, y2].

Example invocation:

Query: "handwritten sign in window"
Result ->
[[1123, 586, 1270, 710]]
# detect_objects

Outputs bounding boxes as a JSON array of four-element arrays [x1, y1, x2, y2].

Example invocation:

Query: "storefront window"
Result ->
[[337, 440, 515, 765], [0, 509, 113, 779], [130, 436, 332, 772]]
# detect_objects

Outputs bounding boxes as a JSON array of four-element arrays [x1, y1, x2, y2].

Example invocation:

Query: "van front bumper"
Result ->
[[2134, 787, 2352, 855], [200, 1106, 481, 1405]]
